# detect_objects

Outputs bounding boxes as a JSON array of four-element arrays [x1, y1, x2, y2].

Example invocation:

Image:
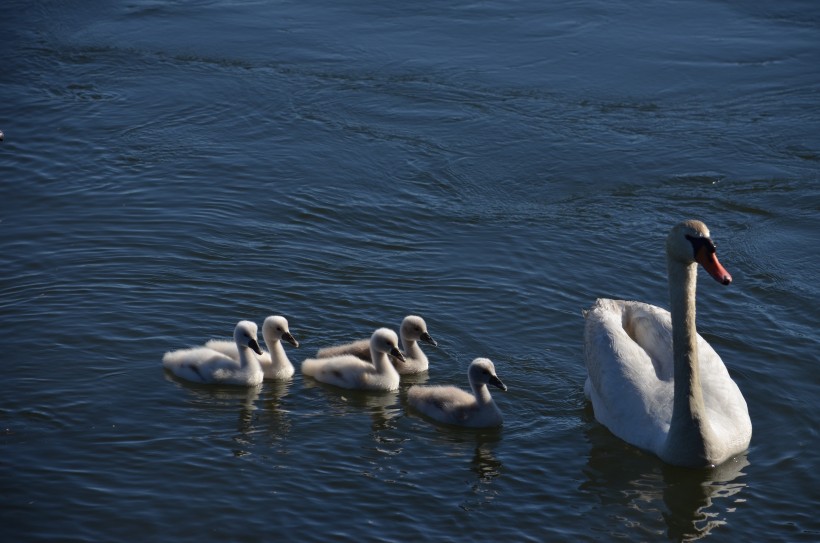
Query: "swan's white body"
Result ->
[[315, 315, 437, 374], [407, 358, 506, 428], [162, 320, 264, 386], [583, 220, 751, 467], [302, 328, 405, 391], [206, 316, 298, 380]]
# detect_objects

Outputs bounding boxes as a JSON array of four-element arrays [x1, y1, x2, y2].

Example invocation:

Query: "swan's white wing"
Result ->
[[583, 299, 674, 454], [695, 335, 753, 457]]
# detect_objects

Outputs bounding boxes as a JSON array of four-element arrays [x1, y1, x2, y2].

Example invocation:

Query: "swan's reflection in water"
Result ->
[[582, 407, 749, 541]]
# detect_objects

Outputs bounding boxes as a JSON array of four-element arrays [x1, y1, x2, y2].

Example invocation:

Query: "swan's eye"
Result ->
[[685, 234, 716, 256]]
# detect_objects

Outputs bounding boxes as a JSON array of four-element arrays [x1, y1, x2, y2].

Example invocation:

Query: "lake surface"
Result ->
[[2, 0, 819, 541]]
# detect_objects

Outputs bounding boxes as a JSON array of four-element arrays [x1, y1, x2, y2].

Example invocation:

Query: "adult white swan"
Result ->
[[162, 320, 264, 386], [407, 358, 507, 428], [206, 315, 299, 380], [583, 220, 751, 467], [302, 328, 405, 391], [315, 315, 437, 374]]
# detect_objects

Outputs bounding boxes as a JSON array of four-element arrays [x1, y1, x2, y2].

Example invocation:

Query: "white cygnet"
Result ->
[[315, 315, 437, 374], [206, 315, 298, 380], [302, 328, 405, 391], [162, 320, 264, 386], [407, 358, 507, 428]]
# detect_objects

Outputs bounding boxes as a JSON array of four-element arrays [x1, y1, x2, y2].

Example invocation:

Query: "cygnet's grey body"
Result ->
[[407, 358, 506, 428]]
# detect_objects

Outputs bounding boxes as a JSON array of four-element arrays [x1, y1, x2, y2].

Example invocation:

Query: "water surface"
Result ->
[[2, 0, 819, 541]]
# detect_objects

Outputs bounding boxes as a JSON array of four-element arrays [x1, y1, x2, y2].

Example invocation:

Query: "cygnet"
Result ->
[[407, 358, 507, 428], [162, 320, 264, 386], [302, 328, 405, 391], [206, 315, 298, 380], [315, 315, 437, 374]]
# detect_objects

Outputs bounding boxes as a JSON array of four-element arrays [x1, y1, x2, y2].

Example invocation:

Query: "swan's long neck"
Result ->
[[665, 259, 717, 466]]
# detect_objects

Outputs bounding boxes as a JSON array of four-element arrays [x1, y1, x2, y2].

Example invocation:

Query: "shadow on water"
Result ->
[[580, 406, 749, 542]]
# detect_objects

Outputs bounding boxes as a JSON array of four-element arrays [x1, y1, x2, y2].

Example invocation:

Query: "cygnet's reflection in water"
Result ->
[[581, 406, 749, 541], [302, 377, 403, 433], [412, 422, 504, 512], [461, 437, 504, 512], [256, 379, 295, 449], [163, 374, 294, 457]]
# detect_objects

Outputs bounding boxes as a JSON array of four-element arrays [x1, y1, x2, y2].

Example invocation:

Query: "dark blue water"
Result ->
[[2, 0, 819, 541]]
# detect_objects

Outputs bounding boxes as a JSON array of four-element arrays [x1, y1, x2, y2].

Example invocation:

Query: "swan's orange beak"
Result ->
[[695, 245, 732, 286]]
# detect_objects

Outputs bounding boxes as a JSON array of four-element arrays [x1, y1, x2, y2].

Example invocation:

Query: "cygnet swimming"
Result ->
[[206, 315, 298, 380], [315, 315, 437, 374], [162, 320, 264, 386], [407, 358, 507, 428], [302, 328, 405, 391]]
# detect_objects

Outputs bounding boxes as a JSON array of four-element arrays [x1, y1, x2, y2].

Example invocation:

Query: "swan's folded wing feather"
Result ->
[[583, 299, 672, 453], [696, 335, 753, 452]]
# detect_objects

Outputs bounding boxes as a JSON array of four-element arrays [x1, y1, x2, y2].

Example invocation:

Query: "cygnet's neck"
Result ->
[[265, 334, 289, 369], [371, 348, 397, 375], [470, 382, 494, 406], [237, 344, 262, 372], [664, 258, 717, 466], [401, 336, 426, 362]]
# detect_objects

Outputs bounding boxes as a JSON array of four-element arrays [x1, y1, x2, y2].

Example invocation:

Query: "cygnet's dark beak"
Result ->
[[249, 338, 263, 355], [420, 331, 437, 347], [283, 331, 299, 348], [489, 375, 507, 392], [390, 346, 406, 362]]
